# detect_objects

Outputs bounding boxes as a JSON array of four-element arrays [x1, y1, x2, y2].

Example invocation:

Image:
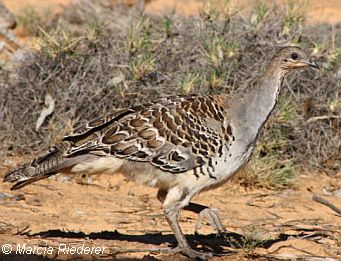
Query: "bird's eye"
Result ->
[[291, 52, 299, 60]]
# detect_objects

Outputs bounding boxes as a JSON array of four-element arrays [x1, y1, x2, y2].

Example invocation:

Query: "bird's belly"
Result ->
[[67, 140, 255, 193], [119, 160, 178, 190], [70, 156, 123, 175], [69, 156, 177, 190]]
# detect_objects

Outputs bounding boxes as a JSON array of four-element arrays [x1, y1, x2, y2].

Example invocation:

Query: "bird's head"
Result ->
[[264, 46, 319, 79], [274, 46, 319, 71]]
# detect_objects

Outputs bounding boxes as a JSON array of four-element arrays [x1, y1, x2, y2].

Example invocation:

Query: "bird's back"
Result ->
[[4, 95, 239, 190]]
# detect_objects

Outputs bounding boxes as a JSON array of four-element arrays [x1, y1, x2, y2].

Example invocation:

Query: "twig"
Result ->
[[307, 115, 340, 123], [312, 194, 341, 216], [268, 253, 338, 260], [36, 94, 55, 131], [14, 225, 30, 235]]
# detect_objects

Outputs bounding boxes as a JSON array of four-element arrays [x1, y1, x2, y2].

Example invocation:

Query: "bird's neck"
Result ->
[[231, 68, 286, 139]]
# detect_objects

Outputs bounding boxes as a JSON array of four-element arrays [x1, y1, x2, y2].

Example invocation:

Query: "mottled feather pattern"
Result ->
[[63, 95, 233, 174], [3, 141, 69, 189]]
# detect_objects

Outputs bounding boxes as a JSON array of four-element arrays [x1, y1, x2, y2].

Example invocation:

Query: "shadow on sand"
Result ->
[[0, 229, 293, 260]]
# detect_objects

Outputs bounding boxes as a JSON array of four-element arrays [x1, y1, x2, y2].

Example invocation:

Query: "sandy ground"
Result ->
[[3, 0, 341, 24], [0, 169, 341, 260]]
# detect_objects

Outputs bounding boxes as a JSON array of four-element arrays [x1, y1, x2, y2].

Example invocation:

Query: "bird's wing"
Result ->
[[63, 96, 232, 173]]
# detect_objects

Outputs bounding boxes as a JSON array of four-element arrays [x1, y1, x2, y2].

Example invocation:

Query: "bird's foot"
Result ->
[[167, 245, 213, 259], [195, 208, 226, 235]]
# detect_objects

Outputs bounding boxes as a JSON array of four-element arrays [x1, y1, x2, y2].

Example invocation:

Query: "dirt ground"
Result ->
[[3, 0, 341, 24], [1, 168, 341, 260], [1, 0, 341, 260]]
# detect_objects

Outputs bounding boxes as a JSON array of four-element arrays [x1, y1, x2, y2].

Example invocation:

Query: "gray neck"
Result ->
[[231, 69, 285, 140]]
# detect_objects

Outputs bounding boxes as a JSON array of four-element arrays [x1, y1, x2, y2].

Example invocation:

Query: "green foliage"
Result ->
[[327, 47, 341, 66], [203, 36, 238, 68], [250, 0, 269, 28], [203, 35, 225, 67], [39, 27, 86, 59], [162, 15, 173, 37], [127, 16, 153, 54], [222, 225, 272, 256], [282, 0, 307, 35], [200, 0, 237, 21], [128, 55, 156, 81], [125, 16, 158, 82], [179, 73, 200, 94], [206, 69, 228, 89], [241, 225, 266, 255], [247, 149, 296, 189], [86, 18, 108, 40], [200, 0, 220, 21], [277, 94, 297, 123]]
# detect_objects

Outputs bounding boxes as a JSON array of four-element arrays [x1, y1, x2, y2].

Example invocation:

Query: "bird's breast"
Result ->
[[200, 138, 256, 190]]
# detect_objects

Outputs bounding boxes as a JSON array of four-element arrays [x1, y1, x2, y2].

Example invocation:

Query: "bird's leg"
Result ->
[[158, 188, 213, 259], [158, 189, 225, 235], [163, 208, 212, 259], [184, 202, 225, 235]]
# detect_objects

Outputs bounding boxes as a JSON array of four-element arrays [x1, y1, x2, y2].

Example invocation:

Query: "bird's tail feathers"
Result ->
[[3, 142, 69, 190]]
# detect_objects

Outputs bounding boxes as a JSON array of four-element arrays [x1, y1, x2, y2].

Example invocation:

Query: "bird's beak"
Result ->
[[298, 59, 320, 70], [307, 59, 319, 70]]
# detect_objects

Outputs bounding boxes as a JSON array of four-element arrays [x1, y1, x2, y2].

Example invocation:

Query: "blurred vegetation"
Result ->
[[0, 0, 340, 189]]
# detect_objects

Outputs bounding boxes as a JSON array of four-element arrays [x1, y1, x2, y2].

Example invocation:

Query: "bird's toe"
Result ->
[[195, 208, 226, 235]]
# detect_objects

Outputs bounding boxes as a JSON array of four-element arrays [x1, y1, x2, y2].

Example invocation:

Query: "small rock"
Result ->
[[0, 192, 25, 201]]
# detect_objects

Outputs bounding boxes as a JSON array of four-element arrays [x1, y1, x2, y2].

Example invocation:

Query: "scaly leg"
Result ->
[[164, 207, 212, 259], [158, 189, 225, 235], [157, 189, 213, 259], [184, 202, 225, 235]]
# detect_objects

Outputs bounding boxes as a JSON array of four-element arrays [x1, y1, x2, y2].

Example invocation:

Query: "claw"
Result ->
[[195, 208, 226, 235]]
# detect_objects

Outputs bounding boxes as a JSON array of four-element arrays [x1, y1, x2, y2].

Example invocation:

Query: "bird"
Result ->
[[3, 46, 319, 259]]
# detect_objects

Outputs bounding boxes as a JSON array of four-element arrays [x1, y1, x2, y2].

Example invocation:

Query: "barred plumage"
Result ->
[[65, 96, 231, 173]]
